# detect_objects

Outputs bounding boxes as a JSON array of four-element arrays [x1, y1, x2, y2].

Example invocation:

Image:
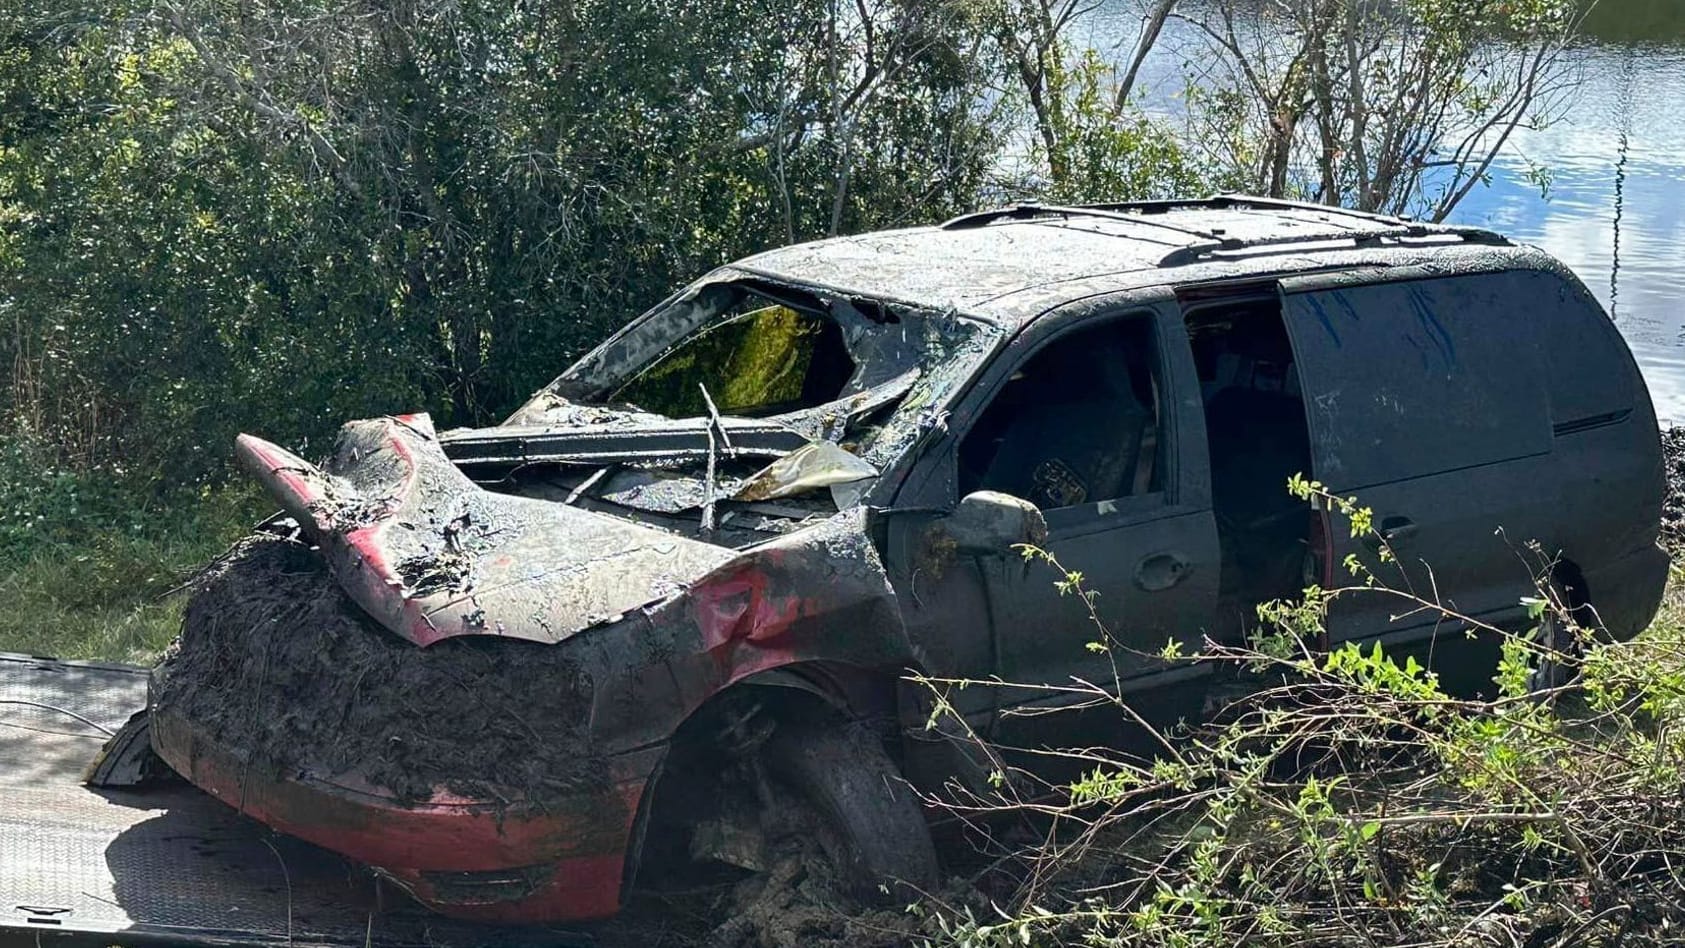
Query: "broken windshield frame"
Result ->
[[467, 272, 1005, 521]]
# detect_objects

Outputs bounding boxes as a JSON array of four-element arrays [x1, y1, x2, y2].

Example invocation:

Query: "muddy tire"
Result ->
[[760, 719, 938, 901], [1527, 580, 1585, 695], [83, 709, 175, 788]]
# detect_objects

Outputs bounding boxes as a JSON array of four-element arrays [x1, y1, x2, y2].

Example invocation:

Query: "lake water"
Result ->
[[1084, 1, 1685, 423], [1449, 37, 1685, 425]]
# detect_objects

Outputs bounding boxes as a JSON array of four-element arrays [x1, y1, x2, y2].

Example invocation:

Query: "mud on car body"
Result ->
[[147, 195, 1669, 923]]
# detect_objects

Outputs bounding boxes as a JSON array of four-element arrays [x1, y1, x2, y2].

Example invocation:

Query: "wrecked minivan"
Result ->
[[146, 195, 1668, 923]]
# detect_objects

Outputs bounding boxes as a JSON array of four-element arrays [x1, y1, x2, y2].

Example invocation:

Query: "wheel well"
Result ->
[[678, 669, 855, 747], [1552, 558, 1590, 608], [1551, 557, 1596, 629], [621, 663, 900, 890]]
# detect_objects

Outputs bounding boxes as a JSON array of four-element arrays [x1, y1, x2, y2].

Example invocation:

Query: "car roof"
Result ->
[[733, 194, 1547, 327]]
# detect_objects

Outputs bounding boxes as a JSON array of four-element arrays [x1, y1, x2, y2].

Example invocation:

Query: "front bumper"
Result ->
[[150, 705, 662, 924]]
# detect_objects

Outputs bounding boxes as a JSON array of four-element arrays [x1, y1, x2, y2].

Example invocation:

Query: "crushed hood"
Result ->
[[236, 413, 734, 646]]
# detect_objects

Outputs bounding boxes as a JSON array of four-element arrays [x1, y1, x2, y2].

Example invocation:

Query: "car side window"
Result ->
[[958, 314, 1164, 511]]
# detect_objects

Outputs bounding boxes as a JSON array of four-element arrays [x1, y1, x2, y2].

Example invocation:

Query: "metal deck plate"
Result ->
[[0, 654, 590, 946]]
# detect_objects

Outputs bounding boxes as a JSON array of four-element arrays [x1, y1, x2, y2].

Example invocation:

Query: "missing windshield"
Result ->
[[546, 276, 931, 425], [473, 276, 997, 527], [611, 292, 855, 419]]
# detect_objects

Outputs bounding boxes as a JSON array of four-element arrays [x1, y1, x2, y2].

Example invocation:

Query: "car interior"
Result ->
[[1184, 294, 1316, 635], [611, 295, 857, 419], [955, 298, 1316, 636], [958, 315, 1163, 510]]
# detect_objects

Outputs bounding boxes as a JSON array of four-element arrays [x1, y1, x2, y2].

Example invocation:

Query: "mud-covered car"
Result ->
[[147, 195, 1668, 924]]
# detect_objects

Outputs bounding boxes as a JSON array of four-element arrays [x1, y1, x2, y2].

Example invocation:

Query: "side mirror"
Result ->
[[944, 490, 1048, 556]]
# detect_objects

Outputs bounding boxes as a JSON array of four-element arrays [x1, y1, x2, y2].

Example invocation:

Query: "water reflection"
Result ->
[[1093, 0, 1685, 423], [1449, 38, 1685, 423]]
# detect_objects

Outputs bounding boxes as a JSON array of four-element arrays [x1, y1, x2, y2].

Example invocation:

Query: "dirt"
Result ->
[[570, 820, 984, 948], [697, 840, 919, 948], [627, 836, 984, 948], [152, 533, 605, 804], [1662, 426, 1685, 552], [152, 532, 979, 946], [155, 531, 973, 945]]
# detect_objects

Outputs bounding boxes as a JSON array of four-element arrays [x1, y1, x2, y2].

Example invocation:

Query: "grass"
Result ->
[[0, 485, 262, 663]]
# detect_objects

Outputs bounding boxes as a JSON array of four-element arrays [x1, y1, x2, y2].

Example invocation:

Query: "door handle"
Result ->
[[1135, 552, 1192, 591], [1364, 516, 1417, 551]]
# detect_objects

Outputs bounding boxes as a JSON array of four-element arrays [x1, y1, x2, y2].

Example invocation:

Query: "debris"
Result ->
[[700, 831, 983, 948], [700, 383, 729, 534], [151, 535, 606, 804], [1661, 426, 1685, 552], [238, 416, 733, 646], [734, 441, 877, 503], [564, 465, 612, 506], [702, 836, 911, 948]]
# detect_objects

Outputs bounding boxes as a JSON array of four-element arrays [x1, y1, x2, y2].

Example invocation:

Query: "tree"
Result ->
[[1172, 0, 1581, 219], [0, 0, 1005, 483], [0, 0, 1574, 495], [986, 0, 1214, 202]]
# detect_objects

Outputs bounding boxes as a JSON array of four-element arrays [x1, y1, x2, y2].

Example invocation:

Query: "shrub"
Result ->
[[0, 434, 143, 561], [917, 484, 1685, 947]]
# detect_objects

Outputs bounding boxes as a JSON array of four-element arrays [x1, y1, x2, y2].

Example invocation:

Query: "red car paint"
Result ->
[[235, 429, 449, 647], [234, 415, 733, 649], [151, 705, 661, 922]]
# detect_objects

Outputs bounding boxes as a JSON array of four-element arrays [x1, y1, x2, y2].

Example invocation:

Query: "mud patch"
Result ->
[[700, 836, 973, 948], [694, 789, 982, 948], [152, 534, 604, 804], [1663, 426, 1685, 553]]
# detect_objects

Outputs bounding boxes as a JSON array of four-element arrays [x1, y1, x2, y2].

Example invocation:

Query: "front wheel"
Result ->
[[759, 719, 939, 901]]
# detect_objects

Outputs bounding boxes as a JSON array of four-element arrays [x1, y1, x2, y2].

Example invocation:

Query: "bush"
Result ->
[[917, 488, 1685, 947], [0, 435, 144, 560]]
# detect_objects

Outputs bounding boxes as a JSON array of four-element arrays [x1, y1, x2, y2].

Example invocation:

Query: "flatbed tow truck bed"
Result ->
[[0, 653, 593, 947]]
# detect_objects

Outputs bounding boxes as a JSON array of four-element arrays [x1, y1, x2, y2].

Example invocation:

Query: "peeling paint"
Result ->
[[237, 415, 734, 646]]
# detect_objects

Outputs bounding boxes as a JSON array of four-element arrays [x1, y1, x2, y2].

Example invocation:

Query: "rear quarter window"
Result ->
[[1513, 268, 1635, 426], [1279, 270, 1552, 489]]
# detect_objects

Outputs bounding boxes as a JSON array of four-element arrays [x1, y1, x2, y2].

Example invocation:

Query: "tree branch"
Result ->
[[1113, 0, 1177, 114], [159, 2, 359, 196]]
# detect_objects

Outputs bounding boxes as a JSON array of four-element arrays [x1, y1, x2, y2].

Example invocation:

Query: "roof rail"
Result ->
[[1201, 193, 1414, 224], [938, 194, 1509, 267], [1074, 193, 1416, 227], [1156, 221, 1510, 268], [945, 193, 1419, 230]]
